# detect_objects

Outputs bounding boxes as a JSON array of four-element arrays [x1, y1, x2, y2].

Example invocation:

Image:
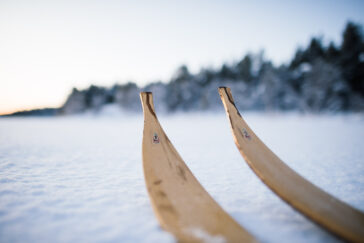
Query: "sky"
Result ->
[[0, 0, 363, 114]]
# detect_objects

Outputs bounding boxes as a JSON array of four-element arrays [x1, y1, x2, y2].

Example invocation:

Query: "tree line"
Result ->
[[29, 22, 364, 116]]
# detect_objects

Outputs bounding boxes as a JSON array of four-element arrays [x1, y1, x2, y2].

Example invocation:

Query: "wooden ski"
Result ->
[[218, 86, 364, 243], [140, 92, 257, 243]]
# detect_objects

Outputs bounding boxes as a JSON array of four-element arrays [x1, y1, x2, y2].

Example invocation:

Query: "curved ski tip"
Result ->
[[218, 86, 232, 96], [140, 91, 153, 104], [140, 91, 153, 97], [218, 86, 230, 92], [139, 92, 157, 118], [218, 86, 235, 103]]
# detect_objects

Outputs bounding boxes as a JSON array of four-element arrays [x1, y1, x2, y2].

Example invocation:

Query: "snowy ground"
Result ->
[[0, 112, 364, 243]]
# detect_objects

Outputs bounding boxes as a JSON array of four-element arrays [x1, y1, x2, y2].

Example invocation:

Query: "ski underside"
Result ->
[[218, 87, 364, 242], [140, 92, 257, 243]]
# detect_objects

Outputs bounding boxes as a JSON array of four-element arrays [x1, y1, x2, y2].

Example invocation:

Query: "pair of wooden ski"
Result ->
[[140, 87, 364, 243]]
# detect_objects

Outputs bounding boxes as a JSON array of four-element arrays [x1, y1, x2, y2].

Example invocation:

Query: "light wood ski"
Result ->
[[218, 87, 364, 242], [140, 92, 257, 243]]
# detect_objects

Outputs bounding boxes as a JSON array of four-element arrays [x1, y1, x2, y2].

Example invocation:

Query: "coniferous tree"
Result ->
[[340, 22, 364, 95], [326, 42, 340, 62], [237, 55, 253, 82]]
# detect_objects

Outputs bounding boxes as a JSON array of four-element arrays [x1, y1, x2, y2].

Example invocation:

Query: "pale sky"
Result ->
[[0, 0, 363, 114]]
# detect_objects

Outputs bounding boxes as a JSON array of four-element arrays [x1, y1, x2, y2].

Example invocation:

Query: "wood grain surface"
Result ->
[[140, 92, 258, 243], [218, 86, 364, 243]]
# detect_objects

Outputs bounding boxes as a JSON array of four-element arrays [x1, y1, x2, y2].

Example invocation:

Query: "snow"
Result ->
[[1, 113, 364, 243], [186, 227, 226, 243]]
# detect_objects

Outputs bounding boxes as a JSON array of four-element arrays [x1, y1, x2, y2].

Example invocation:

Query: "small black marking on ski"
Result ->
[[242, 128, 251, 140], [153, 133, 160, 144], [156, 190, 167, 197], [154, 179, 163, 185], [177, 165, 187, 181]]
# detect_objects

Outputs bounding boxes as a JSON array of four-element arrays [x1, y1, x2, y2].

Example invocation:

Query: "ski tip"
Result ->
[[218, 86, 234, 102], [218, 87, 232, 97], [140, 91, 153, 96], [140, 91, 153, 100], [140, 92, 157, 118], [218, 87, 241, 117]]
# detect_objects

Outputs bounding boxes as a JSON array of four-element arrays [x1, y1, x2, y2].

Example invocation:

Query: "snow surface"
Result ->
[[1, 113, 364, 243]]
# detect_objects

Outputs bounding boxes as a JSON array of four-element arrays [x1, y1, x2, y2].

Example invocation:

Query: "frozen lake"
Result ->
[[1, 113, 364, 243]]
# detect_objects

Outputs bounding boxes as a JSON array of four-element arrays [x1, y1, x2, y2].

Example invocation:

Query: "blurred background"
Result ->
[[1, 2, 364, 243], [1, 0, 363, 116]]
